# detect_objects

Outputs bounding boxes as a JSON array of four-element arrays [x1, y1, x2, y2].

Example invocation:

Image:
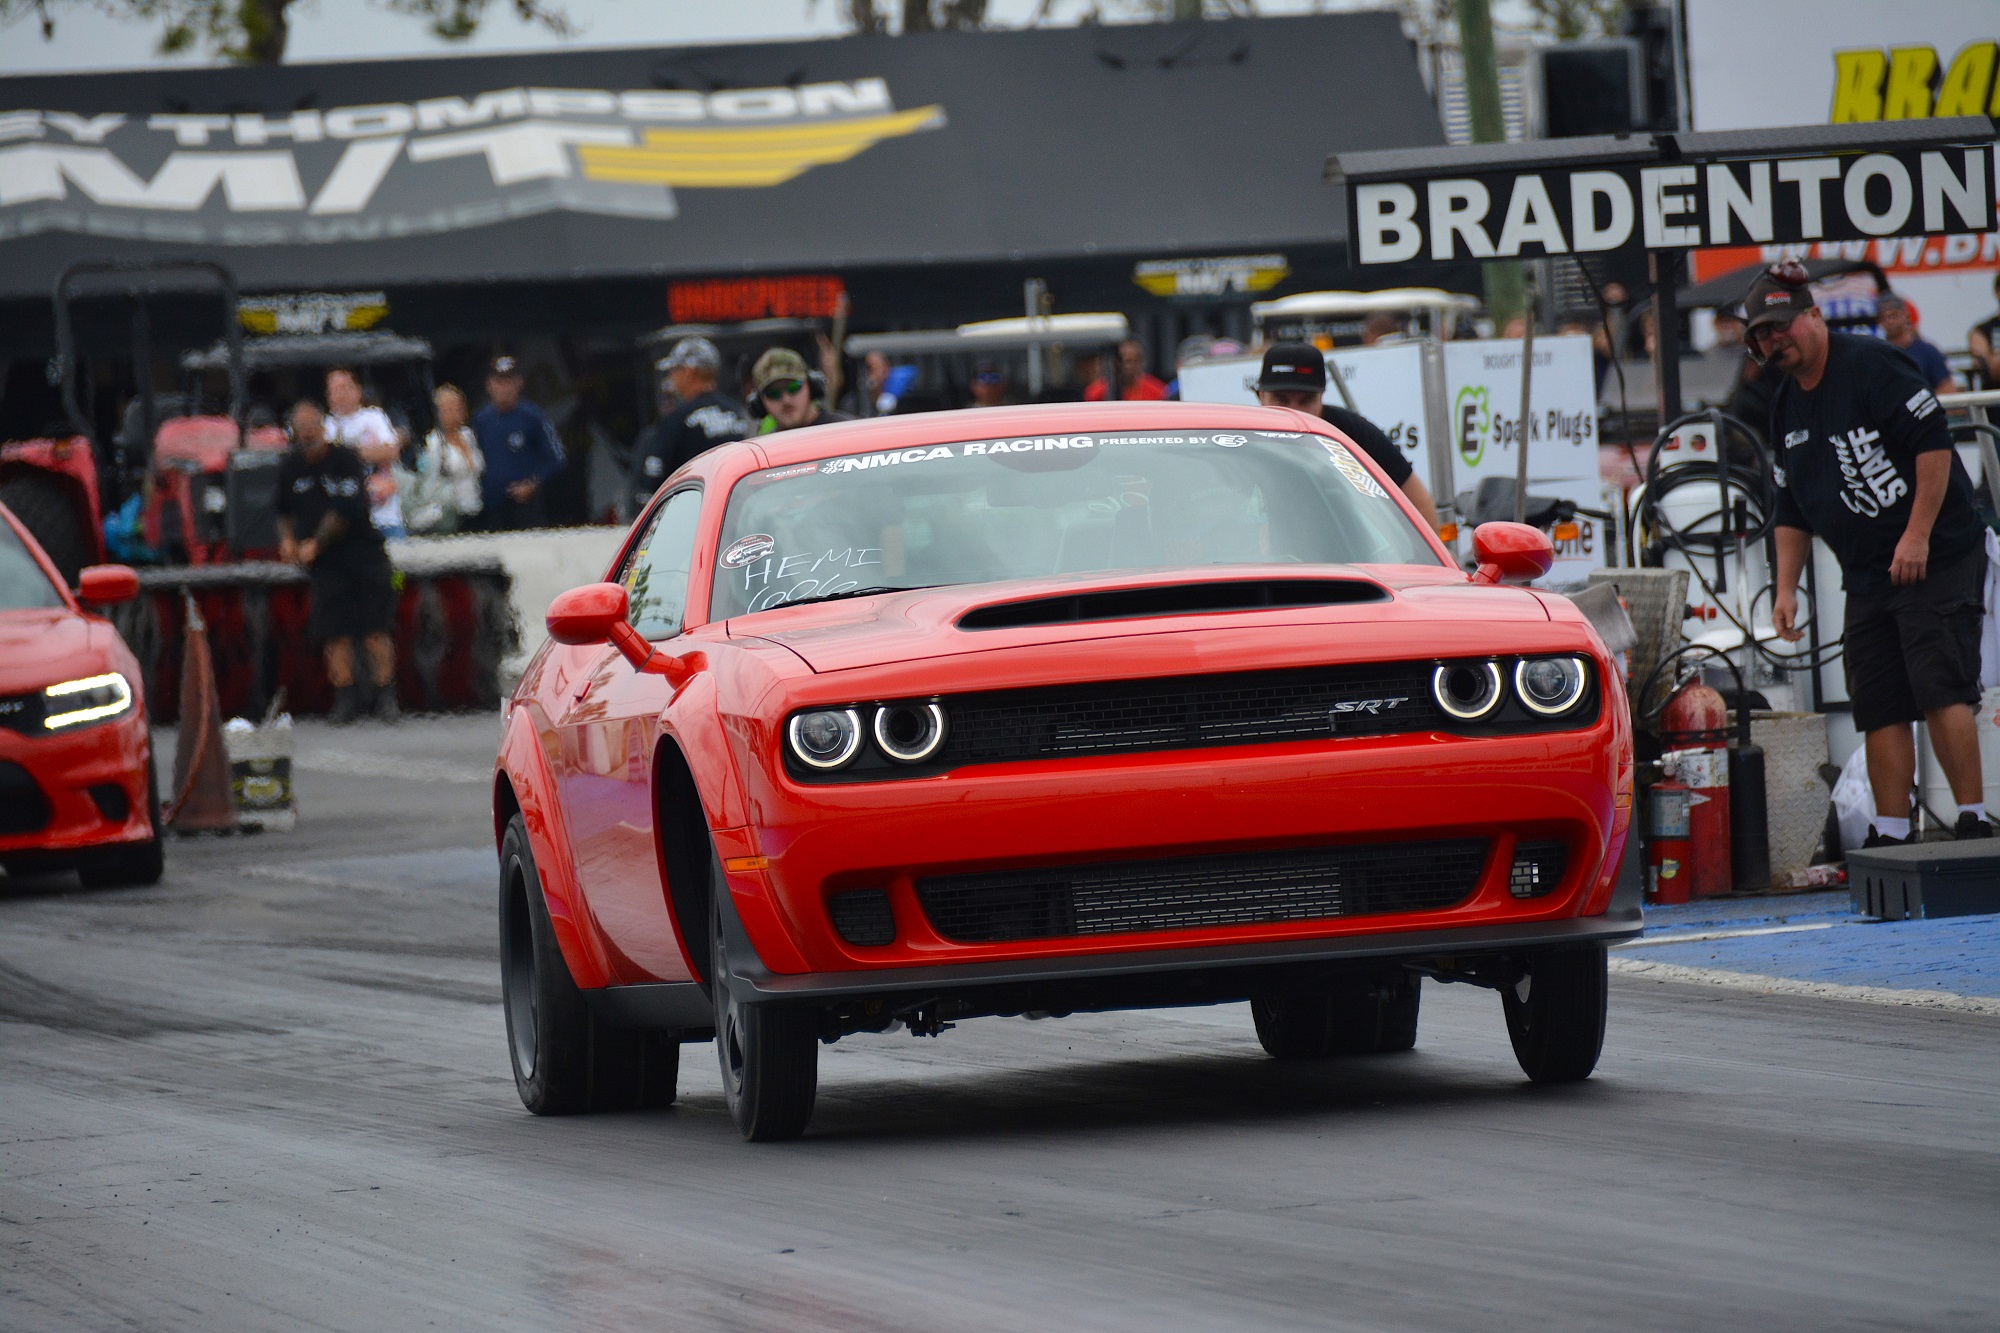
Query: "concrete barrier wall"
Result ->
[[393, 525, 626, 682]]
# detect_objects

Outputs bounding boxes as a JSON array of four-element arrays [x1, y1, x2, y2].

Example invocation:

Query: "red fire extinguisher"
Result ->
[[1646, 774, 1692, 904], [1661, 680, 1733, 897]]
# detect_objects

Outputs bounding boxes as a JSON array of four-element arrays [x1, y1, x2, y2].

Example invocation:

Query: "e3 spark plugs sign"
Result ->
[[0, 79, 943, 245], [1330, 119, 1997, 267]]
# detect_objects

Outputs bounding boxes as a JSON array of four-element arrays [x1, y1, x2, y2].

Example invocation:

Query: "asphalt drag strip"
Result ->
[[2, 717, 1996, 1331]]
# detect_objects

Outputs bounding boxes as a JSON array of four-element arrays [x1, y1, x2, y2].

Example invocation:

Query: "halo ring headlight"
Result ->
[[1432, 661, 1503, 721], [788, 708, 863, 770], [1515, 657, 1588, 716], [873, 701, 947, 764]]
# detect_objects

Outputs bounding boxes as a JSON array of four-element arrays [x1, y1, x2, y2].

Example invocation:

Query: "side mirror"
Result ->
[[77, 564, 140, 605], [546, 582, 628, 645], [1470, 522, 1554, 586]]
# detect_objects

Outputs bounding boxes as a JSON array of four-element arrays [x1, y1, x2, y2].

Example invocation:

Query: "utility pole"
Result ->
[[1454, 0, 1523, 328]]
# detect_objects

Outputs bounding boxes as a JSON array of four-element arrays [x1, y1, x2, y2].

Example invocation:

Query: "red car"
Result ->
[[0, 502, 160, 888], [494, 404, 1636, 1140]]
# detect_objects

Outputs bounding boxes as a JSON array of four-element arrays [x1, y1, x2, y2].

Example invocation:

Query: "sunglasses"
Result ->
[[1747, 313, 1799, 349], [761, 379, 807, 401]]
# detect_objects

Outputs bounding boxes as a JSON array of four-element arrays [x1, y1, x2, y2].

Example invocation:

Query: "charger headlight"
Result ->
[[788, 708, 863, 770], [43, 672, 133, 730], [1515, 657, 1588, 716], [1432, 661, 1503, 721]]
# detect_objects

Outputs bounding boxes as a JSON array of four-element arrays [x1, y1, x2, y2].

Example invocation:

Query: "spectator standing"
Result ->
[[472, 356, 565, 531], [404, 384, 484, 535], [1085, 339, 1170, 401], [1876, 293, 1957, 394], [753, 348, 852, 433], [1966, 272, 2000, 390], [276, 400, 399, 724], [1254, 342, 1439, 527], [968, 360, 1010, 408], [629, 337, 752, 509], [841, 350, 918, 416], [1760, 262, 1988, 845], [1360, 312, 1402, 345], [325, 367, 405, 540]]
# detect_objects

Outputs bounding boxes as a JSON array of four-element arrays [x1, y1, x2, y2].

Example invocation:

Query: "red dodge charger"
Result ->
[[494, 403, 1636, 1139], [0, 501, 160, 889]]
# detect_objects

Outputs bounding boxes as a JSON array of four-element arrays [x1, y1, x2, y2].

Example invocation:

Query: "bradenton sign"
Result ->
[[0, 79, 945, 245], [1329, 116, 1998, 267]]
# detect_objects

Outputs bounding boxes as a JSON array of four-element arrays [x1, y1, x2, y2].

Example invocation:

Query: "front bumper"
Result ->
[[0, 710, 153, 857]]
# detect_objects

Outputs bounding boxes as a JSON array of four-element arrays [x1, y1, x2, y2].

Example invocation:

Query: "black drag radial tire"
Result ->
[[0, 472, 92, 587], [1254, 975, 1420, 1058], [498, 815, 678, 1115], [711, 867, 817, 1141], [77, 758, 164, 890], [1251, 991, 1333, 1060], [1502, 945, 1608, 1084]]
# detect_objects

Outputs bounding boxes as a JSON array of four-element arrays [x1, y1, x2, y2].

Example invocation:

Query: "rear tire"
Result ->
[[712, 878, 817, 1141], [77, 760, 164, 889], [1502, 945, 1607, 1084], [1, 471, 92, 587], [498, 815, 678, 1115]]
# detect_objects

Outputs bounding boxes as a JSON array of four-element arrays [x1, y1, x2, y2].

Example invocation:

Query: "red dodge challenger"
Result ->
[[494, 403, 1636, 1139], [0, 501, 160, 889]]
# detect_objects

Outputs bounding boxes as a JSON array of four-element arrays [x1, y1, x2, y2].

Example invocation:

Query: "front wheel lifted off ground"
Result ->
[[1252, 975, 1420, 1059], [498, 814, 678, 1114], [711, 869, 818, 1141], [1502, 944, 1607, 1083]]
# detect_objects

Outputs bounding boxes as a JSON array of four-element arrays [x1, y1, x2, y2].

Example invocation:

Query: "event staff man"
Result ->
[[630, 337, 752, 509], [276, 400, 398, 725], [1253, 343, 1439, 527], [1761, 262, 1990, 845]]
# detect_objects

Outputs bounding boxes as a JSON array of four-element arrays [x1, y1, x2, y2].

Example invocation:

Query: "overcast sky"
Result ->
[[0, 0, 1538, 75]]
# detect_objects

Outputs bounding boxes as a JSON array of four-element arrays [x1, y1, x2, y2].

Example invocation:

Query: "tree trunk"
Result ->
[[902, 0, 933, 32], [237, 0, 291, 63]]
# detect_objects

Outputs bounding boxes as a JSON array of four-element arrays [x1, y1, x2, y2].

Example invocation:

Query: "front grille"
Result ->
[[942, 662, 1442, 767], [917, 838, 1491, 943], [0, 761, 53, 835], [0, 691, 44, 736]]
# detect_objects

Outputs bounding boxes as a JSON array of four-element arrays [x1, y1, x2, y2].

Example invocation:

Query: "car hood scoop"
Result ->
[[957, 578, 1387, 630]]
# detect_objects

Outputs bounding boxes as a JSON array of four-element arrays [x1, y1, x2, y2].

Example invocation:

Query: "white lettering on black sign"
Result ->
[[1349, 148, 1991, 264]]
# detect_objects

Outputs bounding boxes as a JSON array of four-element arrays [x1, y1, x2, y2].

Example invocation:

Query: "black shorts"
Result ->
[[307, 543, 396, 643], [1843, 546, 1986, 733]]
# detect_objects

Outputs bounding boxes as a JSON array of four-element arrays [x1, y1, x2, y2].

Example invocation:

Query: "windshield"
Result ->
[[711, 429, 1441, 618], [0, 520, 64, 612]]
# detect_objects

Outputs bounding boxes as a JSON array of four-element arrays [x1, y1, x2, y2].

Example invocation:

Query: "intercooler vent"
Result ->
[[957, 579, 1387, 630], [829, 888, 898, 947], [917, 838, 1490, 943]]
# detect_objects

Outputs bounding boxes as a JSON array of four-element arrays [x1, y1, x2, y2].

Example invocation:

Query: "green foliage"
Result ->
[[821, 0, 1254, 32], [1, 0, 575, 64], [1523, 0, 1625, 42]]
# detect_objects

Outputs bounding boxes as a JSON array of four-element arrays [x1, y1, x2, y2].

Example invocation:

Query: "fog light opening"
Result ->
[[1509, 840, 1569, 898]]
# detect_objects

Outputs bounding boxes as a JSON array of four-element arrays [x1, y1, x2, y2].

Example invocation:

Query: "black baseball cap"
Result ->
[[1255, 342, 1327, 393], [1741, 261, 1816, 332]]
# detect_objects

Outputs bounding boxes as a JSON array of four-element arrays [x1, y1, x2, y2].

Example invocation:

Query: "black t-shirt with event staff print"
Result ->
[[1770, 333, 1983, 596]]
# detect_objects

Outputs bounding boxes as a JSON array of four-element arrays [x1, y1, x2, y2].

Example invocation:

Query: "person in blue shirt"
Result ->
[[471, 356, 566, 530], [1875, 293, 1957, 395]]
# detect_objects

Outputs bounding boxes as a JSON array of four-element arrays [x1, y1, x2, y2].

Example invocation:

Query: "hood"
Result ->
[[727, 565, 1547, 673], [0, 609, 113, 694]]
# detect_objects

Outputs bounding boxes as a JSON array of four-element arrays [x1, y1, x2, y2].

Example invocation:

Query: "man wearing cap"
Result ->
[[1760, 261, 1990, 845], [753, 347, 852, 433], [1254, 342, 1439, 526], [472, 356, 566, 531], [968, 361, 1010, 408], [630, 337, 752, 509]]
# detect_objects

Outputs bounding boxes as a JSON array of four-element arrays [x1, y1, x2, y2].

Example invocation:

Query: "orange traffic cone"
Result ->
[[165, 591, 237, 832]]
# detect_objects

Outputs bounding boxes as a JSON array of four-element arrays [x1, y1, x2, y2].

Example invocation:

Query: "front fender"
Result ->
[[496, 702, 616, 990]]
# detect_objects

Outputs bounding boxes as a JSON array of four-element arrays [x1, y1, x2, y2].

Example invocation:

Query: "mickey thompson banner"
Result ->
[[0, 79, 944, 245], [1346, 144, 1994, 265]]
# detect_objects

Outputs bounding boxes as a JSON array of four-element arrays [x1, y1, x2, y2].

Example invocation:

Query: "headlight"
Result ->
[[1432, 661, 1503, 721], [873, 701, 947, 763], [43, 672, 133, 730], [788, 708, 863, 770], [1515, 657, 1588, 716]]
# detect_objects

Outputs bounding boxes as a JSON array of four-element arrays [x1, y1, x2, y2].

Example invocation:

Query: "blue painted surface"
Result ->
[[1630, 890, 2000, 999]]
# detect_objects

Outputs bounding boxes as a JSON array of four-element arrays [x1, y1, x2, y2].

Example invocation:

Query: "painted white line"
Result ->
[[1610, 957, 2000, 1016], [1614, 922, 1839, 949]]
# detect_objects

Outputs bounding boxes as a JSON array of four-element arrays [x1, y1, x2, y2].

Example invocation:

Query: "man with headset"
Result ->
[[1760, 261, 1989, 845]]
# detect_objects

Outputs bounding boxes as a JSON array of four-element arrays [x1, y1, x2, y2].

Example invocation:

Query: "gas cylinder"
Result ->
[[1662, 680, 1733, 896], [1646, 773, 1693, 905]]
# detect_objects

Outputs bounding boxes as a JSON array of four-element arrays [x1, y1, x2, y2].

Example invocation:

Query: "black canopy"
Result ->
[[0, 13, 1442, 299]]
